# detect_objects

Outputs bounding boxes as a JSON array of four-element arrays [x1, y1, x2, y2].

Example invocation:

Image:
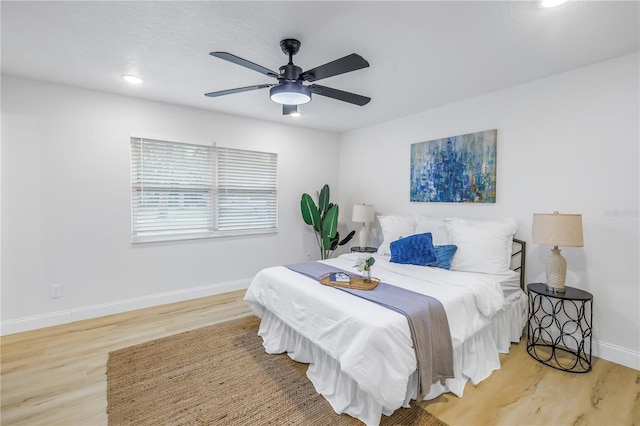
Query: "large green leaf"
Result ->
[[300, 193, 320, 229], [323, 235, 332, 256], [318, 184, 330, 213], [322, 204, 339, 242]]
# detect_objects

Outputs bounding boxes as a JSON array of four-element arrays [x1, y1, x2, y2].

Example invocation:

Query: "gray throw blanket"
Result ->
[[285, 261, 454, 399]]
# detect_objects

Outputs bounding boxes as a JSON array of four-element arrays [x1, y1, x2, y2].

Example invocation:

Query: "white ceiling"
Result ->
[[2, 1, 638, 133]]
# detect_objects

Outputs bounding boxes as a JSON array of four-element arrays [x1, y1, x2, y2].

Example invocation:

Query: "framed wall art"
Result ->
[[410, 129, 497, 203]]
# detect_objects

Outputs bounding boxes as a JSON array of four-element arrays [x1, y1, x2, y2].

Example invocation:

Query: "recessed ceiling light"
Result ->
[[122, 75, 144, 84], [541, 0, 568, 8]]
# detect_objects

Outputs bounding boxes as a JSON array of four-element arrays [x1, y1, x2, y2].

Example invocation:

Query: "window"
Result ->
[[216, 147, 278, 234], [131, 138, 277, 243]]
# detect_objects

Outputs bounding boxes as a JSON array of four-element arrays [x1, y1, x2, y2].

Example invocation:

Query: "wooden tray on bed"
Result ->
[[319, 272, 380, 291]]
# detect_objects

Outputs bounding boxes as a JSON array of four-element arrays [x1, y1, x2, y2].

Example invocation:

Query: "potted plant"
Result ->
[[300, 184, 355, 260], [354, 255, 375, 282]]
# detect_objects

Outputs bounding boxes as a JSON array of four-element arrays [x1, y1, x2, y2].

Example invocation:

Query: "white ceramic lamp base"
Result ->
[[358, 225, 369, 249], [546, 247, 567, 293]]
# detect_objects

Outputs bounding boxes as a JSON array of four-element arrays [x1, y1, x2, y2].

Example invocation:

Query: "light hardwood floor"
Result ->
[[1, 290, 638, 425]]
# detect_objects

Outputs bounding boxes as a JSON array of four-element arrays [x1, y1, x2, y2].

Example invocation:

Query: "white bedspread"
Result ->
[[244, 253, 526, 425]]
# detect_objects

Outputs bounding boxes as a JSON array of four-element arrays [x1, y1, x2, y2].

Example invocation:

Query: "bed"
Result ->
[[244, 216, 527, 426]]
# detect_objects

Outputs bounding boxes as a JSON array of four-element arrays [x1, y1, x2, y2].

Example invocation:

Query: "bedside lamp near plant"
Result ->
[[352, 204, 374, 249], [532, 211, 584, 293]]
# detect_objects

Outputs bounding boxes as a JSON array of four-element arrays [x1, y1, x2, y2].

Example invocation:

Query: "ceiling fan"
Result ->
[[205, 38, 371, 116]]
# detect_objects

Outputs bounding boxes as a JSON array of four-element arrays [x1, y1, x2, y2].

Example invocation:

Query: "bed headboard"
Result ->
[[511, 238, 526, 291]]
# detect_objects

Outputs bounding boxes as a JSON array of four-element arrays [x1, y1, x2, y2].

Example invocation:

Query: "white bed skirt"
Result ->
[[255, 291, 527, 426]]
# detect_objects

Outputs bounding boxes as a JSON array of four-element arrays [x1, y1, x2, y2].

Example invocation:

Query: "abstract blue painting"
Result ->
[[410, 129, 497, 203]]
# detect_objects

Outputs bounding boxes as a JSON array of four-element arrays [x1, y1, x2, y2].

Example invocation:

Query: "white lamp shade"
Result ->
[[352, 204, 374, 223], [532, 213, 584, 247]]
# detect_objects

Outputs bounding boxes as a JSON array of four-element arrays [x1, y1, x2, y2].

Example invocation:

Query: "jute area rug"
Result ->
[[107, 315, 447, 426]]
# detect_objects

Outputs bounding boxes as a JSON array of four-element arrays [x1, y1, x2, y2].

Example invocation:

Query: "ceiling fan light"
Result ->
[[270, 83, 311, 105], [283, 104, 302, 117]]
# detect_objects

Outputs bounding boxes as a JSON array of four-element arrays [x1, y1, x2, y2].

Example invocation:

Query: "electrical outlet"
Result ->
[[50, 284, 63, 298]]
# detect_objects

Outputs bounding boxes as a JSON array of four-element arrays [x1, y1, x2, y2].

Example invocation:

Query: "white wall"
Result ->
[[2, 54, 638, 370], [338, 53, 639, 370], [1, 76, 341, 333]]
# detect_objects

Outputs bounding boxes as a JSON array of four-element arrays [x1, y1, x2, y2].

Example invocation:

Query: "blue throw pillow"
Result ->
[[390, 233, 437, 266], [429, 245, 458, 270]]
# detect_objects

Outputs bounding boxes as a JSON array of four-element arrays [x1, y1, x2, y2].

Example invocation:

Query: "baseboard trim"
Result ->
[[1, 279, 250, 336], [593, 340, 640, 371]]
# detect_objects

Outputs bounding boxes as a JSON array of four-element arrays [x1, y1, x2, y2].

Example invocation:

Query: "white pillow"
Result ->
[[377, 215, 417, 255], [446, 217, 517, 274], [415, 216, 456, 246]]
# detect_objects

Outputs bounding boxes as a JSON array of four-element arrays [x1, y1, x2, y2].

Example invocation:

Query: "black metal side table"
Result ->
[[350, 246, 377, 253], [527, 283, 593, 373]]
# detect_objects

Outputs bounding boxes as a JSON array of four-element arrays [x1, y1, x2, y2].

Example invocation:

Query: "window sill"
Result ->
[[131, 228, 278, 244]]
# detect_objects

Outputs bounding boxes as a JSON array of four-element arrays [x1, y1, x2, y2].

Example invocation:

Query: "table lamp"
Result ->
[[352, 204, 374, 248], [532, 211, 584, 293]]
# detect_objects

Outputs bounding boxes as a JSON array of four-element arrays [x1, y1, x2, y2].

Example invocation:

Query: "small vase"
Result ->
[[364, 268, 371, 282]]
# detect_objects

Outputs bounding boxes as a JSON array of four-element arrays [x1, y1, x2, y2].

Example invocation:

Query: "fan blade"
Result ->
[[301, 53, 369, 82], [309, 84, 371, 106], [205, 84, 273, 97], [210, 52, 279, 78]]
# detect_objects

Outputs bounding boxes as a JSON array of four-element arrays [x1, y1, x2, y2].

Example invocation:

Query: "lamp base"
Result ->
[[358, 224, 369, 249], [545, 247, 567, 293]]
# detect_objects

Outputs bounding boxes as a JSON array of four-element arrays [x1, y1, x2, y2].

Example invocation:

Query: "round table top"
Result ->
[[527, 282, 593, 301]]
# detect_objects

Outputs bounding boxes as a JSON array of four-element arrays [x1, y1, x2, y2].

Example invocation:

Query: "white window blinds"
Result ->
[[216, 147, 278, 234], [131, 138, 277, 243], [131, 138, 215, 242]]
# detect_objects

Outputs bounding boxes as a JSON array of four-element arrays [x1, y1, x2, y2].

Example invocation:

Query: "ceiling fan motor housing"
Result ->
[[280, 63, 302, 81]]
